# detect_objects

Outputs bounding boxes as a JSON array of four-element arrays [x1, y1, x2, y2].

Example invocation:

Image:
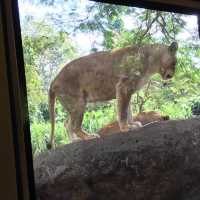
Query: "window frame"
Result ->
[[0, 0, 199, 199], [0, 0, 36, 199]]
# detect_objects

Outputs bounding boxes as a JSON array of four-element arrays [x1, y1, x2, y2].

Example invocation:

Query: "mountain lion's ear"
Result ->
[[169, 42, 178, 53]]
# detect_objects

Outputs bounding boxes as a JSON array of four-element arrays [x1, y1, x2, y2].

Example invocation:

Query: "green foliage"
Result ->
[[83, 102, 116, 133], [19, 0, 200, 155], [31, 104, 115, 155], [21, 18, 76, 122], [191, 100, 200, 115], [31, 122, 70, 156], [22, 19, 76, 89]]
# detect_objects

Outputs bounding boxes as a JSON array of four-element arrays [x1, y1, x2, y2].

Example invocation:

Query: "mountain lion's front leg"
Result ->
[[116, 79, 132, 132], [127, 103, 142, 128], [127, 103, 133, 124], [116, 79, 142, 132]]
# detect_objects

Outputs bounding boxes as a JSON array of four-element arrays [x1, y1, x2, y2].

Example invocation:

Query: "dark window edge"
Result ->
[[91, 0, 200, 15]]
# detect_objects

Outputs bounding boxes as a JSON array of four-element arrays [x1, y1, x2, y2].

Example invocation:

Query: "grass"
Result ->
[[30, 100, 192, 156], [30, 104, 116, 156], [31, 122, 70, 156]]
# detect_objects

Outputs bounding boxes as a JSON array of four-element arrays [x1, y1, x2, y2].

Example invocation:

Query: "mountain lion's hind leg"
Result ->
[[64, 119, 80, 142], [67, 98, 98, 140]]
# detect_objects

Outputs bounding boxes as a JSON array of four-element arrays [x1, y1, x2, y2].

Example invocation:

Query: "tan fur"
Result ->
[[98, 111, 170, 136], [49, 42, 178, 148]]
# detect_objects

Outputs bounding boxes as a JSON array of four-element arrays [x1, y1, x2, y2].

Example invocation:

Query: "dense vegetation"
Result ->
[[19, 0, 200, 156]]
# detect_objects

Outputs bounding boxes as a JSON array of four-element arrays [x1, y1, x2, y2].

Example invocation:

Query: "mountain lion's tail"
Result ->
[[48, 85, 56, 149]]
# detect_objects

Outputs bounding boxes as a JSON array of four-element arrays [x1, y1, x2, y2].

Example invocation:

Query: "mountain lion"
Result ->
[[98, 111, 170, 137], [49, 42, 178, 148]]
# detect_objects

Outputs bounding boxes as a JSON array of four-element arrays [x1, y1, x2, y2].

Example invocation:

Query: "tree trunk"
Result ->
[[34, 118, 200, 200]]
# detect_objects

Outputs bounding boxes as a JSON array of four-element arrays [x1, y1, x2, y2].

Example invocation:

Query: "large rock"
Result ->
[[34, 118, 200, 200]]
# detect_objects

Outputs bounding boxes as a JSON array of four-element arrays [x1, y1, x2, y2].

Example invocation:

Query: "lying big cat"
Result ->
[[98, 111, 169, 137]]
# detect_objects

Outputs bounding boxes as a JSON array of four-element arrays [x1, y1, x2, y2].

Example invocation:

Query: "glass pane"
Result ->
[[18, 0, 200, 199]]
